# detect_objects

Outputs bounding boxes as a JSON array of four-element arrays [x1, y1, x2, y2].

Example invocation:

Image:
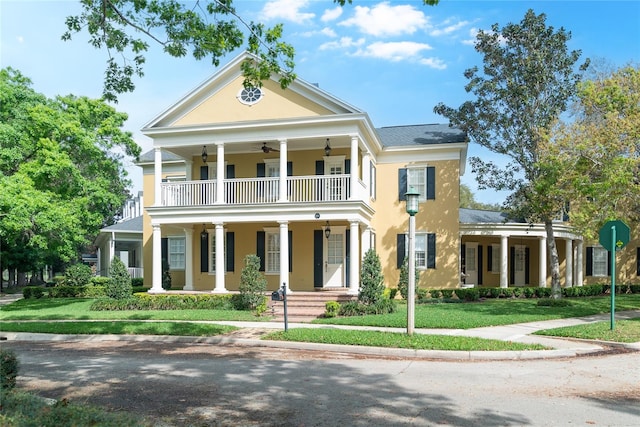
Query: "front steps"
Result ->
[[268, 290, 355, 323]]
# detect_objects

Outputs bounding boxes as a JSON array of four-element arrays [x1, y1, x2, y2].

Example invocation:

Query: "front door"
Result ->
[[464, 243, 478, 286], [325, 157, 344, 201], [514, 245, 526, 286], [324, 229, 345, 287]]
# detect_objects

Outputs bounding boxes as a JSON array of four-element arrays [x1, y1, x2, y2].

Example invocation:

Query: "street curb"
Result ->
[[0, 332, 610, 360]]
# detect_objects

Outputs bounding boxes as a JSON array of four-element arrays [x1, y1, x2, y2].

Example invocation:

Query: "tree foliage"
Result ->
[[459, 183, 502, 210], [358, 249, 385, 306], [62, 0, 439, 102], [107, 256, 133, 299], [238, 254, 267, 310], [434, 10, 588, 296], [0, 68, 140, 276], [549, 65, 640, 239]]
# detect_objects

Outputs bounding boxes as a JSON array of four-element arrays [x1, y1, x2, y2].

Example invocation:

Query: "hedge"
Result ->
[[90, 293, 239, 311]]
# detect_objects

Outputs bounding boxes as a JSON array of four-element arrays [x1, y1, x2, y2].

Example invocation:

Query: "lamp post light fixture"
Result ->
[[324, 221, 331, 239], [404, 187, 420, 335], [201, 146, 208, 163], [324, 138, 331, 157], [200, 224, 208, 241]]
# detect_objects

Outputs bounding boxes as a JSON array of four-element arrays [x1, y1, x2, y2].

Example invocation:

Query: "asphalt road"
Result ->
[[3, 339, 640, 426]]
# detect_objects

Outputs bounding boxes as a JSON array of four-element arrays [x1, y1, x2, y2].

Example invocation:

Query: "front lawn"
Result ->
[[313, 295, 640, 329], [535, 318, 640, 343]]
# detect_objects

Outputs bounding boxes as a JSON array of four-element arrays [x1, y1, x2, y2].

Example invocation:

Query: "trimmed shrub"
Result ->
[[454, 288, 479, 302], [1, 349, 19, 391], [324, 301, 341, 318], [107, 257, 133, 300], [537, 298, 572, 307], [90, 293, 236, 311], [489, 288, 502, 299], [429, 289, 441, 299], [630, 284, 640, 294], [416, 288, 429, 301], [397, 257, 420, 300], [358, 249, 385, 306], [131, 277, 144, 288], [49, 285, 82, 298], [22, 286, 44, 299], [64, 264, 93, 287], [238, 254, 267, 311], [534, 287, 552, 298], [522, 287, 536, 298]]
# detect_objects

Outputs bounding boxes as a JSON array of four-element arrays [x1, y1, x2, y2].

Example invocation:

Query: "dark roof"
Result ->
[[376, 124, 466, 147], [459, 208, 525, 224], [137, 150, 185, 164], [101, 216, 143, 233]]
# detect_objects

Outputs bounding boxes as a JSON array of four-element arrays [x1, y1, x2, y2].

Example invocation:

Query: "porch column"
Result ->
[[565, 239, 573, 287], [279, 139, 288, 202], [361, 226, 372, 258], [216, 143, 225, 204], [279, 221, 290, 293], [183, 227, 194, 290], [500, 235, 508, 288], [348, 220, 360, 295], [212, 222, 228, 293], [151, 224, 165, 293], [576, 240, 584, 286], [539, 236, 547, 287], [185, 160, 193, 183], [362, 151, 371, 199], [349, 136, 359, 200], [108, 232, 115, 265], [154, 148, 162, 206]]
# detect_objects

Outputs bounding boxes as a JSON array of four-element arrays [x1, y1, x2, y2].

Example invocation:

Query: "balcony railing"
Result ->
[[127, 267, 144, 279], [160, 175, 358, 207]]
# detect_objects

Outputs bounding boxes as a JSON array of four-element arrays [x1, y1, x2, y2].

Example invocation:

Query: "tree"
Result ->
[[459, 183, 502, 210], [107, 256, 133, 299], [397, 256, 420, 300], [238, 254, 267, 310], [62, 0, 439, 102], [434, 10, 588, 297], [549, 65, 640, 239], [358, 249, 385, 306], [0, 68, 140, 279]]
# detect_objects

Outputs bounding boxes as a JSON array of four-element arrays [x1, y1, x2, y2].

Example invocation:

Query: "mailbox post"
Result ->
[[271, 283, 288, 332]]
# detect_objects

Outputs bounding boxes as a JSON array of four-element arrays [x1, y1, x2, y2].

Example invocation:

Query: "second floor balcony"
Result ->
[[160, 174, 367, 207]]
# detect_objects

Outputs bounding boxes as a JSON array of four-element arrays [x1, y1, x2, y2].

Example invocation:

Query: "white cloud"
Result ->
[[319, 37, 366, 51], [419, 57, 447, 70], [321, 6, 342, 22], [461, 28, 479, 46], [430, 19, 470, 37], [339, 2, 428, 37], [259, 0, 315, 24], [299, 27, 337, 38], [17, 36, 24, 43], [354, 41, 432, 61]]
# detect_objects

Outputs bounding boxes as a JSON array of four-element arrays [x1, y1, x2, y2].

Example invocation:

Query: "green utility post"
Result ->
[[598, 220, 630, 330]]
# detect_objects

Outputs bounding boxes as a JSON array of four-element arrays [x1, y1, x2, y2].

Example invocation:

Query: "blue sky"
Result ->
[[1, 0, 639, 204]]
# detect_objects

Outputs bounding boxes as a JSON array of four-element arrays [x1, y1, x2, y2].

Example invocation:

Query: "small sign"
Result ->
[[599, 220, 630, 252]]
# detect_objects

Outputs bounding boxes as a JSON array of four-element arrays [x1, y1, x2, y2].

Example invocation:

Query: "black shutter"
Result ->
[[257, 231, 265, 271], [288, 230, 293, 273], [461, 244, 466, 283], [345, 159, 350, 175], [200, 166, 208, 180], [525, 247, 530, 285], [315, 160, 324, 175], [586, 247, 593, 276], [314, 230, 323, 287], [478, 245, 483, 285], [315, 161, 324, 200], [426, 166, 436, 200], [397, 234, 406, 268], [287, 161, 293, 176], [161, 237, 168, 269], [637, 248, 640, 276], [345, 229, 350, 287], [257, 163, 265, 178], [510, 247, 515, 285], [226, 232, 235, 272], [487, 245, 493, 272], [398, 168, 407, 201], [226, 164, 235, 179], [427, 233, 436, 269], [200, 233, 208, 273]]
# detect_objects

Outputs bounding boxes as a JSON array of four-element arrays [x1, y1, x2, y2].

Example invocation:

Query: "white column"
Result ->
[[183, 227, 194, 290], [500, 235, 508, 288], [185, 160, 193, 183], [349, 136, 359, 200], [279, 139, 288, 202], [362, 151, 371, 200], [108, 232, 115, 265], [348, 220, 360, 295], [279, 221, 290, 293], [154, 148, 162, 206], [361, 226, 372, 258], [539, 236, 547, 287], [576, 240, 584, 286], [216, 143, 225, 204], [565, 239, 573, 288], [151, 224, 165, 293], [212, 222, 227, 293]]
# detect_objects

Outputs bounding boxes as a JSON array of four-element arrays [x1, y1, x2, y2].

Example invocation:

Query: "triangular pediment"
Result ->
[[143, 52, 361, 130]]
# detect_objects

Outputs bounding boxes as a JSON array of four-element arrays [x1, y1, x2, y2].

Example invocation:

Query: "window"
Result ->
[[489, 244, 500, 273], [407, 168, 427, 202], [398, 166, 435, 201], [209, 233, 227, 273], [399, 233, 436, 270], [238, 87, 263, 105], [168, 237, 185, 270], [592, 247, 608, 277], [266, 231, 280, 273]]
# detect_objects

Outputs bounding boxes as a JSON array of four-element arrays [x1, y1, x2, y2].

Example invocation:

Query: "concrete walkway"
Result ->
[[1, 292, 639, 360]]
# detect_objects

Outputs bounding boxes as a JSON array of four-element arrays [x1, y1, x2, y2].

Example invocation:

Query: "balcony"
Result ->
[[161, 175, 363, 207]]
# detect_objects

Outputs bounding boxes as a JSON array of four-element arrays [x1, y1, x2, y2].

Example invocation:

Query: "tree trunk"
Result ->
[[544, 219, 562, 299]]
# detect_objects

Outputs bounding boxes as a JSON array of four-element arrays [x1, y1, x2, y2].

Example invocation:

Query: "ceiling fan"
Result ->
[[260, 142, 279, 153]]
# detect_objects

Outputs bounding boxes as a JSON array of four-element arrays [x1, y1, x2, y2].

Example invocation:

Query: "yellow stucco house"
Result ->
[[136, 52, 639, 294]]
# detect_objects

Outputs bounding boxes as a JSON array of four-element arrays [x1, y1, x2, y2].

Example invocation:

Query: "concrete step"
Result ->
[[267, 290, 355, 322]]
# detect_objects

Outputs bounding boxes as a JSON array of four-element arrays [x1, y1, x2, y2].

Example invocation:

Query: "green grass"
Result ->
[[535, 318, 640, 343], [0, 298, 265, 321], [312, 295, 640, 329], [264, 328, 548, 351], [0, 320, 238, 336]]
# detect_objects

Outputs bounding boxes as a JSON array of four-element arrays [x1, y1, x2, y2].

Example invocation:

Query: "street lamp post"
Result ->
[[404, 187, 420, 336]]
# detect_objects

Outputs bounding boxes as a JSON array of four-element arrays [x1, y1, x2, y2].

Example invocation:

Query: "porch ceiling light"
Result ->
[[405, 187, 420, 216], [325, 221, 331, 239], [200, 224, 207, 240], [324, 138, 331, 157], [201, 146, 208, 163]]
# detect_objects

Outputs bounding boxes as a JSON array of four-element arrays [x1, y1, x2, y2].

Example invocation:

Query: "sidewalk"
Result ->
[[2, 291, 639, 360]]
